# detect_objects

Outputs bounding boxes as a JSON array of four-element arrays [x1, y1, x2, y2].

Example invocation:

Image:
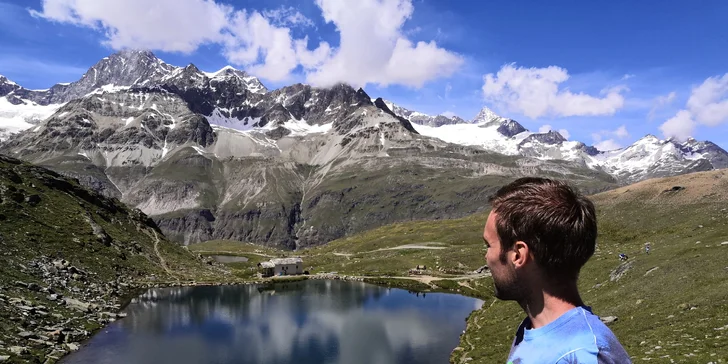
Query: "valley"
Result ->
[[1, 49, 727, 363]]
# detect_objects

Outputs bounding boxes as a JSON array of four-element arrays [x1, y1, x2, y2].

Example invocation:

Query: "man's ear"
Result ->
[[511, 241, 529, 268]]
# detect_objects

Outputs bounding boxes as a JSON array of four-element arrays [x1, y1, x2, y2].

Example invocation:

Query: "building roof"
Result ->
[[269, 257, 303, 265], [258, 261, 275, 268]]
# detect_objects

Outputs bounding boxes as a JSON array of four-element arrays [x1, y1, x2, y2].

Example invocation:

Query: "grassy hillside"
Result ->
[[0, 155, 222, 363], [196, 170, 728, 363]]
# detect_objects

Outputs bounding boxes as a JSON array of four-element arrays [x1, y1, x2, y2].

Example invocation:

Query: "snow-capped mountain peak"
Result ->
[[203, 65, 267, 94], [472, 106, 501, 125], [382, 100, 468, 127]]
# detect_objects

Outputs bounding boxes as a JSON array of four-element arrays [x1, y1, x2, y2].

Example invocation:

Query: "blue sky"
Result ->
[[1, 0, 727, 150]]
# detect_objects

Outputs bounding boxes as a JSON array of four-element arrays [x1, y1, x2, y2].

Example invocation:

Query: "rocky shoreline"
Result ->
[[1, 266, 468, 363]]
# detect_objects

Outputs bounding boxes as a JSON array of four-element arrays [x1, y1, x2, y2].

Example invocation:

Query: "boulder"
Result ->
[[63, 298, 91, 312], [18, 331, 37, 339], [600, 316, 618, 325]]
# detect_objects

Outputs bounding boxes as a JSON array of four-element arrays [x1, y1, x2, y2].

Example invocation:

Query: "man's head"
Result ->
[[483, 177, 597, 300]]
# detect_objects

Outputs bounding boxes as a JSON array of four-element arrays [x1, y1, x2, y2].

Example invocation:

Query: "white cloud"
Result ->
[[659, 110, 696, 141], [621, 74, 635, 81], [614, 125, 629, 138], [686, 73, 728, 126], [30, 0, 231, 53], [30, 0, 462, 87], [305, 0, 463, 87], [592, 125, 629, 150], [482, 63, 626, 118], [648, 91, 677, 120], [441, 111, 457, 118], [262, 6, 315, 28], [223, 10, 313, 81], [537, 124, 569, 139], [594, 139, 622, 151], [658, 73, 728, 140]]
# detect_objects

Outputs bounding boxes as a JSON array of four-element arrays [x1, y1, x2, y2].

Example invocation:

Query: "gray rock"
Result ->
[[65, 342, 80, 352], [18, 331, 37, 339], [600, 316, 618, 325], [27, 282, 40, 291], [9, 346, 27, 355], [63, 298, 91, 312], [610, 261, 633, 282]]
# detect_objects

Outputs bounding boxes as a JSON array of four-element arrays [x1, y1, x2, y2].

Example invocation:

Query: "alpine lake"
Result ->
[[60, 280, 483, 364]]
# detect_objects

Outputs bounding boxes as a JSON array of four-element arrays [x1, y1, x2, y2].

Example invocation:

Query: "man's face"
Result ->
[[484, 211, 521, 301]]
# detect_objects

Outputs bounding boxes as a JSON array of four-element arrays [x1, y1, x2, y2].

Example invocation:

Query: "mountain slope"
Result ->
[[397, 102, 728, 183], [10, 49, 726, 249], [287, 169, 728, 363], [0, 80, 617, 248], [0, 155, 219, 363]]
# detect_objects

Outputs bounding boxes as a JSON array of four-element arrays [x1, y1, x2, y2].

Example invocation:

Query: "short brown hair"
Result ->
[[489, 177, 597, 280]]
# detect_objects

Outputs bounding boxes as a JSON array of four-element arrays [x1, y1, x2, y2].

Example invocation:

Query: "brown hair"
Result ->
[[489, 177, 597, 281]]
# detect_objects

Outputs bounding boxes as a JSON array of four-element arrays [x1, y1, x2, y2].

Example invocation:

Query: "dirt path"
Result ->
[[150, 230, 175, 279], [327, 242, 448, 257], [390, 272, 491, 285], [381, 243, 447, 250]]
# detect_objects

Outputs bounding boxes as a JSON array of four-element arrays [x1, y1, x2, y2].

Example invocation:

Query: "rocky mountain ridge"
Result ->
[[0, 49, 725, 248]]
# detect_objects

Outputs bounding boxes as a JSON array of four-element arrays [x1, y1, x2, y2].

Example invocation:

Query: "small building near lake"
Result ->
[[258, 257, 304, 277]]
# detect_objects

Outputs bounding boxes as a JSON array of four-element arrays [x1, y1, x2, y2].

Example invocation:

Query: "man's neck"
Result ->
[[519, 282, 584, 329]]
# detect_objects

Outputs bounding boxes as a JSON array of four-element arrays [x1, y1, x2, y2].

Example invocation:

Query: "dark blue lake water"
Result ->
[[61, 280, 483, 364]]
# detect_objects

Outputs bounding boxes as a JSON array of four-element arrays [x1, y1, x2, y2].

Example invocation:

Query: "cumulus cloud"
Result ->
[[30, 0, 462, 86], [262, 6, 315, 28], [305, 0, 462, 87], [538, 124, 552, 133], [482, 63, 626, 118], [30, 0, 231, 53], [659, 73, 728, 140], [594, 139, 623, 151], [686, 73, 728, 126], [659, 110, 696, 141], [592, 125, 629, 151], [558, 129, 570, 139]]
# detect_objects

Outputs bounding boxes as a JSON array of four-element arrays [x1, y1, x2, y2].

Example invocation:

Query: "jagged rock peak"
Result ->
[[473, 106, 501, 124], [0, 74, 21, 97], [520, 130, 567, 146], [497, 119, 527, 137], [0, 74, 18, 86]]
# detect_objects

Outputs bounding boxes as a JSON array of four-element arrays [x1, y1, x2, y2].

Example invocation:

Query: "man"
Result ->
[[483, 177, 630, 363]]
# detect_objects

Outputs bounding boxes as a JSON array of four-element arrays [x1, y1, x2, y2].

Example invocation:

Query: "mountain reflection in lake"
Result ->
[[61, 280, 483, 364]]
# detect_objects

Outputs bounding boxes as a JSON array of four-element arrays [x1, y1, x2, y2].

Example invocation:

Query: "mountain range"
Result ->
[[1, 49, 726, 248]]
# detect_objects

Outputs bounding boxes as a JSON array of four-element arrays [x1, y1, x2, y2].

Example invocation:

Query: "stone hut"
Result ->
[[258, 257, 303, 277]]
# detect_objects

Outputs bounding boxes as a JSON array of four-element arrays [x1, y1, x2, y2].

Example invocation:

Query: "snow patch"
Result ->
[[281, 118, 333, 136], [0, 97, 63, 140], [191, 145, 206, 155], [205, 108, 258, 131], [412, 122, 527, 156]]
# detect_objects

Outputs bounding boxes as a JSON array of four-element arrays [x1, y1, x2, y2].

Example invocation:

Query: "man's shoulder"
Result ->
[[509, 307, 631, 363], [569, 307, 632, 363]]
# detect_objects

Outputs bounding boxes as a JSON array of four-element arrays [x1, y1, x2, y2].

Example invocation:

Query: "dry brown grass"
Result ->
[[591, 169, 728, 205]]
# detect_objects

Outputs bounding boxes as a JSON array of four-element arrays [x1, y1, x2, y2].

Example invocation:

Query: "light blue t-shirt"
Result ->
[[507, 306, 631, 364]]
